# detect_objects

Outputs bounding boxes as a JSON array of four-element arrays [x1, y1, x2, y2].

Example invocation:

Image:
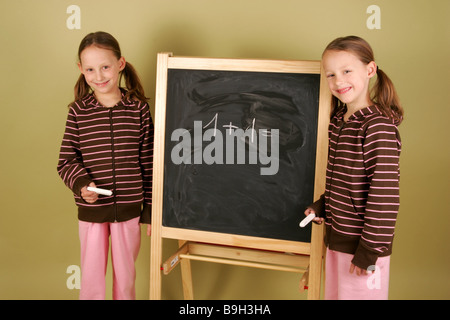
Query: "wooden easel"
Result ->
[[159, 228, 325, 299], [149, 53, 330, 300]]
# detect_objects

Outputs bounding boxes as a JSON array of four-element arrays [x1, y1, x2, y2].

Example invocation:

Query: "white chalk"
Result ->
[[87, 187, 113, 196], [299, 213, 316, 228]]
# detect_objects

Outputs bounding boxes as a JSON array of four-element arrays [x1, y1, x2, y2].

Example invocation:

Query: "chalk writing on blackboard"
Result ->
[[170, 112, 280, 175]]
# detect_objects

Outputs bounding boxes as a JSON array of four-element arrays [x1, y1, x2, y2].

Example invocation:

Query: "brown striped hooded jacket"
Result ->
[[57, 91, 154, 224], [310, 105, 401, 269]]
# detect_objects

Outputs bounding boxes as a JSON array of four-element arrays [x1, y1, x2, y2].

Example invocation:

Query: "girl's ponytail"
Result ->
[[72, 74, 91, 106], [121, 62, 148, 103], [372, 67, 403, 124]]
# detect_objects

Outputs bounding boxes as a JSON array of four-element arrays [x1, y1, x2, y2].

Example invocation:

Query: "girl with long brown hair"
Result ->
[[304, 36, 403, 299], [58, 31, 153, 299]]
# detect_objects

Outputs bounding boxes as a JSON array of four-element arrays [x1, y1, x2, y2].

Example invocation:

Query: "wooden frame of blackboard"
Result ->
[[150, 53, 331, 300]]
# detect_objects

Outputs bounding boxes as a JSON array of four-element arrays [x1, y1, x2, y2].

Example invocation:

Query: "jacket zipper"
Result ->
[[326, 120, 345, 203], [109, 108, 118, 222]]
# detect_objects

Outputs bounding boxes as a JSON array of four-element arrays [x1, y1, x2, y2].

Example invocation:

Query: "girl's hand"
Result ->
[[349, 263, 368, 276], [140, 224, 151, 236], [304, 207, 324, 224], [81, 182, 99, 204]]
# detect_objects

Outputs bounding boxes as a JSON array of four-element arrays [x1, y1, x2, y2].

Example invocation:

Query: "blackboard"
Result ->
[[162, 68, 320, 243], [150, 55, 330, 300]]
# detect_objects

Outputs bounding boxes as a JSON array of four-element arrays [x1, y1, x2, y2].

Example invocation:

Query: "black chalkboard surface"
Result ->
[[162, 68, 320, 243]]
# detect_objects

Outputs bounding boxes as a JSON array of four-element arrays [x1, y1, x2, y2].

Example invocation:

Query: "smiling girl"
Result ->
[[304, 36, 403, 299], [57, 32, 154, 299]]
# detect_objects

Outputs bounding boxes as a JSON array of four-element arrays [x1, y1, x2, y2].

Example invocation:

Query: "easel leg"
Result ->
[[149, 51, 171, 300], [149, 226, 162, 299], [178, 240, 194, 299], [307, 223, 324, 300], [178, 240, 194, 300]]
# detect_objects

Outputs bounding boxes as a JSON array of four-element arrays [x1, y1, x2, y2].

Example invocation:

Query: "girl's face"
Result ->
[[322, 50, 376, 110], [78, 46, 125, 98]]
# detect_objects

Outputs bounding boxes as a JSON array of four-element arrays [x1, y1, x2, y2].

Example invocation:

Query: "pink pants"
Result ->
[[324, 248, 390, 300], [78, 217, 141, 300]]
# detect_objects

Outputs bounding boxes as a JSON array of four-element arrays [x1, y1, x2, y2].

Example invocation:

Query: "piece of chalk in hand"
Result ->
[[299, 213, 316, 228], [87, 187, 113, 196]]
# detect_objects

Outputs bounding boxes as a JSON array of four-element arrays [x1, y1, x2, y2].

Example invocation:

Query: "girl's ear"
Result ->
[[119, 56, 126, 71], [77, 62, 83, 73], [367, 61, 377, 78]]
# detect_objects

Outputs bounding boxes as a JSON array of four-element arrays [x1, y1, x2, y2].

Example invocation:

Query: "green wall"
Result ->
[[0, 0, 448, 299]]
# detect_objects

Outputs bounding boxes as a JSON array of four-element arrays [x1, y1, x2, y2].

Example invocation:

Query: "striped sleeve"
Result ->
[[352, 117, 401, 269], [138, 102, 154, 224], [57, 105, 92, 195]]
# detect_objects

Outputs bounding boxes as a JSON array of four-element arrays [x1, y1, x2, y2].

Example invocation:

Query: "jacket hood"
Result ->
[[343, 105, 401, 126]]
